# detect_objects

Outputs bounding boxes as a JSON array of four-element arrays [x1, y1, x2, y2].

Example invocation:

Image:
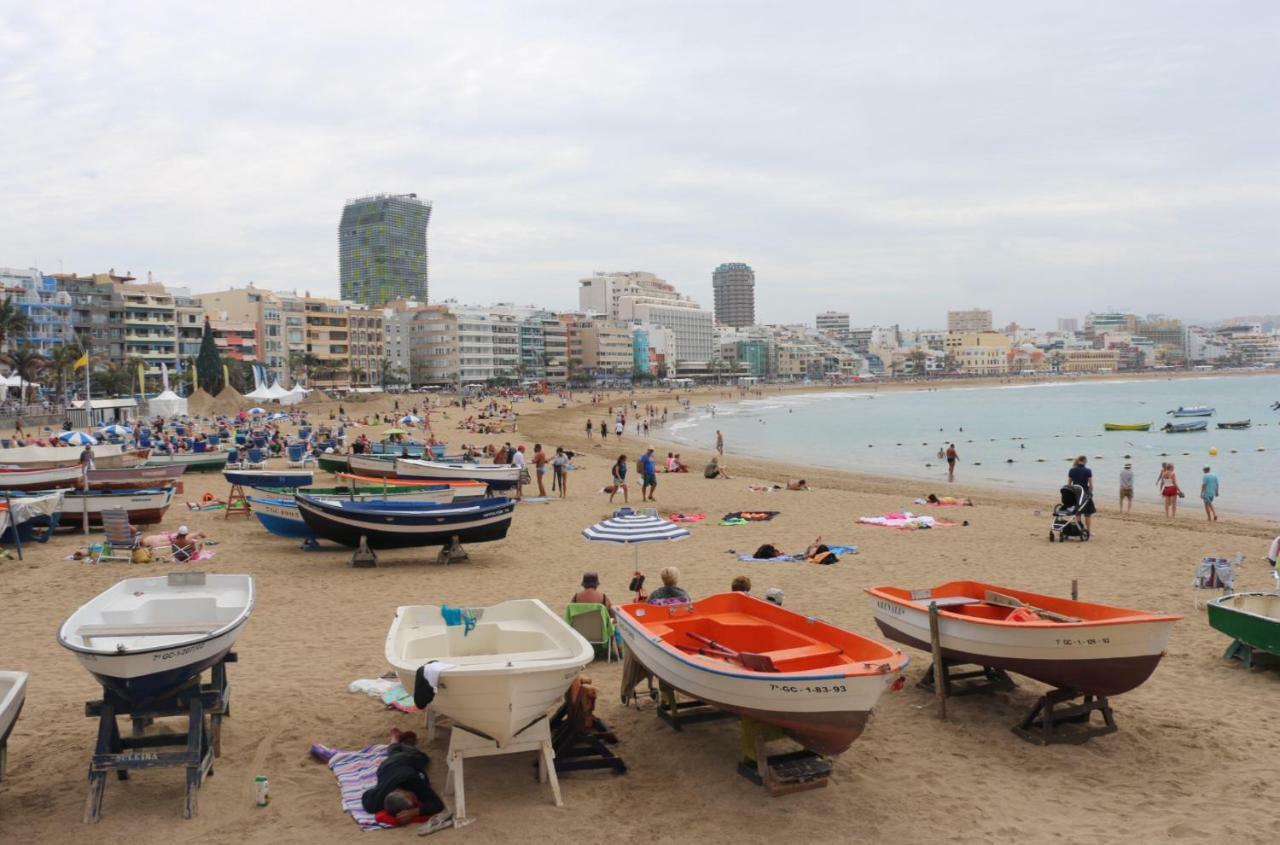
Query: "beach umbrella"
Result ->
[[399, 414, 423, 425], [383, 427, 409, 436], [267, 412, 289, 421], [99, 424, 132, 436], [582, 508, 690, 569], [59, 430, 98, 446], [248, 407, 266, 415]]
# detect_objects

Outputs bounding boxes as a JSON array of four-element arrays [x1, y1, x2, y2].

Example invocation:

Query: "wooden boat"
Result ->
[[394, 458, 520, 491], [336, 473, 488, 499], [57, 573, 254, 703], [145, 450, 228, 472], [0, 443, 145, 470], [1207, 592, 1280, 659], [248, 486, 458, 539], [0, 464, 84, 490], [348, 453, 397, 477], [0, 670, 27, 768], [1168, 405, 1214, 417], [615, 592, 908, 756], [1103, 422, 1152, 432], [1216, 420, 1251, 430], [59, 487, 176, 526], [223, 468, 314, 489], [88, 465, 186, 489], [317, 453, 349, 474], [0, 491, 63, 543], [295, 494, 515, 549], [385, 599, 593, 746], [1163, 420, 1208, 433], [865, 581, 1180, 696]]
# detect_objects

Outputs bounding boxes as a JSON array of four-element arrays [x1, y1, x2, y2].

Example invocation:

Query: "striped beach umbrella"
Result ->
[[267, 412, 289, 421], [582, 508, 690, 568], [99, 424, 133, 436], [59, 430, 98, 446], [248, 407, 266, 415], [399, 414, 423, 425]]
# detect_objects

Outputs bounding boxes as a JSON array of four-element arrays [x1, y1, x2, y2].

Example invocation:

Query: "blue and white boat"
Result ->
[[1163, 419, 1209, 433], [295, 494, 516, 549], [1168, 405, 1214, 417], [248, 486, 459, 539], [223, 468, 314, 489]]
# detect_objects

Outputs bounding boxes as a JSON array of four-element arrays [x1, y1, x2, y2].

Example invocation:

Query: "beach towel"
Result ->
[[736, 553, 799, 562], [668, 512, 705, 523], [322, 743, 394, 829], [858, 513, 956, 530], [382, 683, 419, 713], [349, 677, 397, 699], [719, 511, 780, 526], [185, 501, 225, 511], [913, 498, 971, 507]]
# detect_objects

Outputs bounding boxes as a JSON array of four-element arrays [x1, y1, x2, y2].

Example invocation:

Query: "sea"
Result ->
[[666, 375, 1280, 520]]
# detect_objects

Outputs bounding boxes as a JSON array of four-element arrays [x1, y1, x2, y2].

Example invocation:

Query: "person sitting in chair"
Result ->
[[571, 571, 612, 610], [171, 526, 201, 562], [360, 729, 449, 831], [647, 566, 691, 603]]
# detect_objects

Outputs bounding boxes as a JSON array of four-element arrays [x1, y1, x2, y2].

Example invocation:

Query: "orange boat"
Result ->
[[336, 473, 487, 496], [614, 593, 908, 756]]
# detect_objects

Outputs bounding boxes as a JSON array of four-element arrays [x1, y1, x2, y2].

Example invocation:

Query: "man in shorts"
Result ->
[[1067, 455, 1097, 535], [640, 446, 658, 502], [1118, 462, 1135, 514], [1200, 466, 1219, 522]]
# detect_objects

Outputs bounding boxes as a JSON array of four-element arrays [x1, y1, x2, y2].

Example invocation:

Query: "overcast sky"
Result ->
[[2, 2, 1277, 328]]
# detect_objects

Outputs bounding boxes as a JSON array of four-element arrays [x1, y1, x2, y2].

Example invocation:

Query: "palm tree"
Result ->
[[3, 347, 46, 404], [0, 297, 30, 353], [48, 342, 86, 402]]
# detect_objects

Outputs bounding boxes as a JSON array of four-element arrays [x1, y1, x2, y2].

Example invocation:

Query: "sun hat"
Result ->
[[581, 571, 600, 588], [177, 525, 189, 535]]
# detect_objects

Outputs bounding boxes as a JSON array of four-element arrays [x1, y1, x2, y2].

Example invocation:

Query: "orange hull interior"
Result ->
[[620, 592, 905, 676], [867, 581, 1181, 626]]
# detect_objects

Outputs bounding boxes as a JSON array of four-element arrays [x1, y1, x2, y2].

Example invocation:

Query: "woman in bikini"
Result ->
[[1158, 462, 1179, 518]]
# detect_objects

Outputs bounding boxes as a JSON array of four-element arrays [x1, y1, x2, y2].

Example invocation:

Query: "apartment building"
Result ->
[[348, 305, 385, 385], [947, 309, 993, 334], [209, 319, 258, 361], [944, 331, 1011, 375], [0, 267, 73, 355], [304, 296, 352, 390]]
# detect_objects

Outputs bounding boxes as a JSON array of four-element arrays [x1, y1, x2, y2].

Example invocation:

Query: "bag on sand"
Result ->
[[132, 547, 152, 564]]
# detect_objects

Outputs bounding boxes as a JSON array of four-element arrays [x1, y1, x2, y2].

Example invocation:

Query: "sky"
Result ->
[[1, 1, 1277, 329]]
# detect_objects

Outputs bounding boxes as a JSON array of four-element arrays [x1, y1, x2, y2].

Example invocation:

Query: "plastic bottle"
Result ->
[[255, 775, 269, 807]]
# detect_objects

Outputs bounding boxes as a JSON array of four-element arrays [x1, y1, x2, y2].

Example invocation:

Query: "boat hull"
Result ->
[[60, 488, 176, 526], [1216, 421, 1251, 430], [0, 465, 84, 490], [1103, 423, 1152, 432], [223, 469, 314, 489], [1170, 407, 1213, 417], [295, 495, 515, 549], [1207, 593, 1280, 656], [249, 488, 458, 539], [145, 452, 228, 472], [317, 454, 349, 474], [89, 465, 186, 489], [394, 458, 519, 490], [348, 454, 397, 477], [0, 670, 28, 747], [1163, 421, 1208, 433]]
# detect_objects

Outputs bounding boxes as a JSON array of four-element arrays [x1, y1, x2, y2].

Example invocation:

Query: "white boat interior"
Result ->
[[390, 603, 579, 669]]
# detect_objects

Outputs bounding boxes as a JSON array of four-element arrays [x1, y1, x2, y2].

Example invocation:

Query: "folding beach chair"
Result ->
[[243, 448, 267, 470], [100, 509, 139, 563], [565, 603, 618, 662], [1193, 554, 1243, 609]]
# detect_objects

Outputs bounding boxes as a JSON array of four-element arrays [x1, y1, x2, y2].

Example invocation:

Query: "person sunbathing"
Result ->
[[926, 493, 973, 505], [141, 527, 208, 549], [804, 535, 839, 565], [787, 479, 808, 490], [360, 729, 448, 830]]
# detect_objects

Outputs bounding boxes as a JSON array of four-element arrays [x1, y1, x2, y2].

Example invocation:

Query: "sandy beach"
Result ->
[[2, 386, 1278, 845]]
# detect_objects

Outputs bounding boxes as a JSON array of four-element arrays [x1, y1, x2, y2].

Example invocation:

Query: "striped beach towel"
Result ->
[[326, 743, 392, 829]]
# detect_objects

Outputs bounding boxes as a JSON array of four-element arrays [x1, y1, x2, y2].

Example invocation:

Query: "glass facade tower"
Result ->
[[339, 193, 431, 306]]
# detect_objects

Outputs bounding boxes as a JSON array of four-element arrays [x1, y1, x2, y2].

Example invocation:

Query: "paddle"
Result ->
[[983, 590, 1081, 623], [686, 632, 778, 672]]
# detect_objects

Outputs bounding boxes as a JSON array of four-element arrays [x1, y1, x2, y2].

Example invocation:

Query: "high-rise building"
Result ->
[[1056, 317, 1079, 333], [947, 309, 993, 333], [578, 271, 715, 366], [712, 262, 755, 327], [339, 193, 431, 306], [815, 311, 850, 339], [0, 267, 73, 355]]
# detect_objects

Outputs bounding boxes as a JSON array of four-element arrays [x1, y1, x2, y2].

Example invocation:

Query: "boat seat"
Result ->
[[911, 597, 981, 609], [761, 643, 842, 664], [442, 648, 575, 666], [77, 622, 223, 638]]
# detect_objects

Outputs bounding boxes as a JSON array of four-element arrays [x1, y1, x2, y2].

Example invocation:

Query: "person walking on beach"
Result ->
[[945, 443, 958, 482], [615, 419, 624, 439], [715, 430, 724, 456], [1068, 455, 1097, 536], [1118, 462, 1135, 514], [1158, 462, 1179, 518], [585, 419, 593, 439], [600, 419, 607, 440], [552, 447, 569, 498], [532, 443, 548, 497], [609, 454, 629, 504], [1200, 466, 1219, 522], [640, 446, 658, 502]]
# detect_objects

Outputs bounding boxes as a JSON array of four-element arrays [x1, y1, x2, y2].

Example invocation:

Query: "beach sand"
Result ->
[[2, 387, 1278, 844]]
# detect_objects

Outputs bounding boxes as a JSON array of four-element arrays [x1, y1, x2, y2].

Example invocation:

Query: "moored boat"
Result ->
[[1215, 419, 1251, 430], [223, 468, 314, 489], [1168, 405, 1214, 417], [1207, 592, 1280, 659], [865, 581, 1180, 696], [59, 487, 176, 526], [385, 599, 593, 746], [1163, 420, 1208, 433], [57, 573, 254, 703], [1103, 422, 1152, 432], [394, 458, 520, 490], [615, 592, 908, 756], [295, 494, 515, 549]]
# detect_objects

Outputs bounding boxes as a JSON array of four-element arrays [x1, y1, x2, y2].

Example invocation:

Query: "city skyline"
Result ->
[[2, 3, 1277, 327]]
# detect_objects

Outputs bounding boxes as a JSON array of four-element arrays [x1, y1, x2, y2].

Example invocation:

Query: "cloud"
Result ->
[[1, 1, 1277, 329]]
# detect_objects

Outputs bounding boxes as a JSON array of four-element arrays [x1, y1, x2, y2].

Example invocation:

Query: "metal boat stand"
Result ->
[[83, 652, 236, 822], [917, 660, 1016, 697], [1012, 686, 1116, 745], [655, 680, 733, 731], [436, 535, 469, 565], [1222, 639, 1277, 669], [443, 715, 561, 829], [736, 718, 829, 796], [350, 535, 378, 567]]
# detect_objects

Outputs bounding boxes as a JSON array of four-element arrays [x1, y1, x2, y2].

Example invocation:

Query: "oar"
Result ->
[[984, 590, 1081, 623], [686, 632, 778, 672]]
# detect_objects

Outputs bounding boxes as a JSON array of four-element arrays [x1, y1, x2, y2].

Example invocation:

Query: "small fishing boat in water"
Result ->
[[294, 494, 515, 549], [57, 573, 254, 703], [615, 592, 908, 756], [1215, 420, 1251, 430], [1167, 405, 1214, 417], [1163, 420, 1208, 433], [385, 599, 593, 746], [1103, 422, 1152, 432]]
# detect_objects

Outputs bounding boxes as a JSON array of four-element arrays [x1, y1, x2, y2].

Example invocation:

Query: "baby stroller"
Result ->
[[1049, 484, 1090, 542]]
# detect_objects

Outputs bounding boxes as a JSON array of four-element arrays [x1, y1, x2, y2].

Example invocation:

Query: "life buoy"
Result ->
[[201, 492, 216, 503]]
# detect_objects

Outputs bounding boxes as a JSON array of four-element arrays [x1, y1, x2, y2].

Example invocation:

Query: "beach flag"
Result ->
[[74, 351, 89, 369]]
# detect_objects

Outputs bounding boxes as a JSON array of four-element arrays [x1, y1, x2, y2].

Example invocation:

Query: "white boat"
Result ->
[[0, 670, 27, 774], [144, 450, 229, 471], [0, 464, 85, 490], [0, 443, 144, 469], [58, 573, 254, 703], [385, 599, 593, 746], [394, 458, 520, 491], [61, 487, 176, 525], [347, 453, 397, 477]]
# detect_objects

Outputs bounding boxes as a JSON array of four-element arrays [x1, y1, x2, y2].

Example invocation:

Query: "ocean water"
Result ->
[[666, 375, 1280, 519]]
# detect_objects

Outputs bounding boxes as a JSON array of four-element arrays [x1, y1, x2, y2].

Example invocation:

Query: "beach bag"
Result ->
[[131, 547, 152, 564]]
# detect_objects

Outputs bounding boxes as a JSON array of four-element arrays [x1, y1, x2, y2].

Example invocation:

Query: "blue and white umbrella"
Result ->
[[399, 414, 423, 425], [59, 430, 98, 446], [267, 412, 289, 421], [582, 508, 690, 568], [99, 424, 132, 437], [248, 407, 266, 415]]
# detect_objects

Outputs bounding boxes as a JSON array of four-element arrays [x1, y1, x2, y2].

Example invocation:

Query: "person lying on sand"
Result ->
[[926, 493, 973, 505], [359, 729, 449, 831], [804, 535, 839, 565], [141, 527, 209, 548]]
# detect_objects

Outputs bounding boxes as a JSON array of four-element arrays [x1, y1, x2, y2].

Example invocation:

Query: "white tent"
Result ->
[[148, 388, 188, 418], [266, 378, 291, 400], [278, 382, 308, 406]]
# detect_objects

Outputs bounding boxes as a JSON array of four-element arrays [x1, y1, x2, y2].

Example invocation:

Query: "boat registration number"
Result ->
[[1054, 637, 1110, 647], [768, 684, 847, 694]]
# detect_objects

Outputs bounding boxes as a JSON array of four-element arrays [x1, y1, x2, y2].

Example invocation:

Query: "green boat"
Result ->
[[1207, 592, 1280, 668], [317, 454, 349, 474], [1103, 422, 1153, 431]]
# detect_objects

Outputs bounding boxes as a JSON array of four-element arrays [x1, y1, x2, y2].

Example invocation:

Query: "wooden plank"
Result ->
[[77, 623, 222, 637]]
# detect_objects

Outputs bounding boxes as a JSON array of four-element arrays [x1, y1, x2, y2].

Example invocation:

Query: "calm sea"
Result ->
[[667, 375, 1280, 519]]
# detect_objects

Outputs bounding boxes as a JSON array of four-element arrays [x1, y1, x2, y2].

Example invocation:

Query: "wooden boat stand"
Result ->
[[436, 535, 469, 565], [1012, 686, 1116, 746], [443, 715, 561, 829], [736, 718, 830, 796], [917, 659, 1016, 697], [350, 535, 378, 567], [655, 680, 733, 731], [1222, 639, 1278, 670], [548, 699, 626, 776], [83, 652, 236, 822], [223, 483, 251, 519]]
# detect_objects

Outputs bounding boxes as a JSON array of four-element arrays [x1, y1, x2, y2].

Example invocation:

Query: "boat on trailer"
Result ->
[[57, 573, 254, 703], [615, 592, 908, 756], [1163, 420, 1208, 433], [385, 599, 593, 747], [294, 494, 515, 549]]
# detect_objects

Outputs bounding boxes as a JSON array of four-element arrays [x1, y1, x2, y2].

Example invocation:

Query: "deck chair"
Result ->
[[243, 448, 267, 470], [565, 603, 617, 662], [100, 509, 139, 563]]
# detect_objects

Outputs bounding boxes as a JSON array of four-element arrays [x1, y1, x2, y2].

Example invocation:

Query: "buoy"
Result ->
[[1209, 447, 1218, 456]]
